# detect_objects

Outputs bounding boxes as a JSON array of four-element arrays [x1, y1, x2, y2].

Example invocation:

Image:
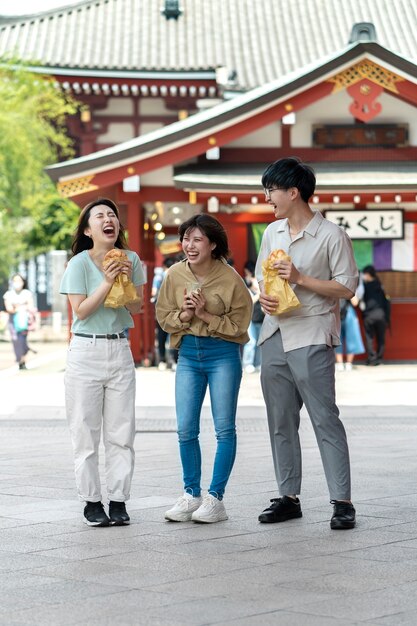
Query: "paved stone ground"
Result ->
[[0, 339, 417, 625]]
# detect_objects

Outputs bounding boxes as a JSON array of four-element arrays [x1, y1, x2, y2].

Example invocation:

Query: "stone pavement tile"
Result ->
[[25, 548, 255, 589], [0, 520, 94, 539], [9, 588, 199, 626], [296, 554, 417, 585], [53, 522, 172, 546], [2, 508, 81, 523], [383, 520, 417, 535], [295, 580, 417, 622], [279, 569, 400, 595], [215, 612, 357, 626], [157, 521, 261, 542], [0, 517, 34, 530], [24, 559, 136, 585], [147, 559, 340, 599], [0, 485, 75, 499], [338, 543, 417, 563], [29, 540, 138, 562], [137, 590, 337, 625], [373, 610, 417, 625], [95, 548, 256, 584], [0, 534, 78, 555], [0, 571, 62, 592], [0, 551, 72, 572], [0, 579, 116, 614]]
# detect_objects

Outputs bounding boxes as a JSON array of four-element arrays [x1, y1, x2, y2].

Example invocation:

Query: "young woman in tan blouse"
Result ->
[[156, 214, 252, 523]]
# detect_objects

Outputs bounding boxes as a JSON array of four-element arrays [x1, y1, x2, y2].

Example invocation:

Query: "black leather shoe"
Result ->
[[83, 501, 110, 527], [258, 496, 302, 523], [109, 501, 130, 525], [330, 501, 356, 529]]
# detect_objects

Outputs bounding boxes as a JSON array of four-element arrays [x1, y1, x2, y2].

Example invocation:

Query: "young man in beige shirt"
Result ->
[[255, 157, 358, 530]]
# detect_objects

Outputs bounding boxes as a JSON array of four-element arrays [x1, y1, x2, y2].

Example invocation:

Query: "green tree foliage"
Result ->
[[0, 57, 81, 281]]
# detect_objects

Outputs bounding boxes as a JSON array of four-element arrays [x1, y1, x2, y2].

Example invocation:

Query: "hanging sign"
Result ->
[[324, 209, 404, 240]]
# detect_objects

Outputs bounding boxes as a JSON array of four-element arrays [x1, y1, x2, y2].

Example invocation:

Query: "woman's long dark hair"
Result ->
[[71, 198, 128, 257]]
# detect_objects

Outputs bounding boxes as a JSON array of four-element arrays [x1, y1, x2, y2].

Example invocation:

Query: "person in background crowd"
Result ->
[[60, 198, 145, 527], [359, 265, 390, 366], [3, 274, 36, 370], [151, 257, 178, 370], [242, 260, 264, 374], [335, 295, 365, 371], [256, 157, 358, 530], [156, 214, 252, 523]]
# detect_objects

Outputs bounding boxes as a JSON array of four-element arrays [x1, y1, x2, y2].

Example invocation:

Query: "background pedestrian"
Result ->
[[151, 257, 178, 370], [335, 296, 365, 371], [3, 274, 36, 370], [242, 260, 264, 373], [360, 265, 390, 365]]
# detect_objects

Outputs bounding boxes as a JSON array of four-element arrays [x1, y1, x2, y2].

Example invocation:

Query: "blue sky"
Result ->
[[0, 0, 81, 14]]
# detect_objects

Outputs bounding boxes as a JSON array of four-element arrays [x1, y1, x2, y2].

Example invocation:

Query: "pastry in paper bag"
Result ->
[[102, 249, 141, 308], [262, 249, 301, 315]]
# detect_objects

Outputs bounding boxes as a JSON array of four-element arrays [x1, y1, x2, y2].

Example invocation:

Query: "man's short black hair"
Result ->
[[261, 157, 316, 202]]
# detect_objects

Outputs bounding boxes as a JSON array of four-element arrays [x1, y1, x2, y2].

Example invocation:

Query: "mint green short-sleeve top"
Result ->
[[60, 250, 146, 334]]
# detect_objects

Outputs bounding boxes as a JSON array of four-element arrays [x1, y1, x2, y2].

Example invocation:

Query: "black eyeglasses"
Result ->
[[264, 187, 282, 200]]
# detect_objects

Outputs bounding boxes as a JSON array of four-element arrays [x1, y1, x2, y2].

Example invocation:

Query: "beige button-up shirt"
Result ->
[[255, 211, 358, 352], [156, 258, 253, 349]]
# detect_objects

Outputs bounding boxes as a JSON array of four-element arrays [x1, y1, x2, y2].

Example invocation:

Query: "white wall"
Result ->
[[96, 122, 135, 144], [141, 166, 173, 187], [227, 121, 282, 148], [139, 98, 171, 115], [94, 97, 134, 116]]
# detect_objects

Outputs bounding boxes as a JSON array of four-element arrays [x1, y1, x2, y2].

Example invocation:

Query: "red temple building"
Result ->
[[1, 0, 416, 362]]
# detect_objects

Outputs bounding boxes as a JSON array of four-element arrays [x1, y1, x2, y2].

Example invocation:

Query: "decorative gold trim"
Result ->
[[329, 60, 405, 94], [57, 175, 99, 198]]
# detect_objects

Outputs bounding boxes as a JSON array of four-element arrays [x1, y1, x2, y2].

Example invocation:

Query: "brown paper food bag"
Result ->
[[102, 249, 141, 309], [262, 249, 301, 315]]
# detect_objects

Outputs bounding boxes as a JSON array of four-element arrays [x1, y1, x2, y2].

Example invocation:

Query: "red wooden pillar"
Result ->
[[124, 195, 156, 365], [125, 196, 144, 364]]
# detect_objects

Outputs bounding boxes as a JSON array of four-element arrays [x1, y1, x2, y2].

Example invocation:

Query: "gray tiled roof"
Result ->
[[1, 0, 416, 90]]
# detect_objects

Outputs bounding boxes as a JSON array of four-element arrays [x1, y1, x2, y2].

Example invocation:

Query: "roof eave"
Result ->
[[23, 65, 218, 81], [45, 41, 417, 183]]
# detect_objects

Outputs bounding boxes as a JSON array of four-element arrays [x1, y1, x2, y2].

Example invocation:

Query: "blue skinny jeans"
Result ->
[[175, 335, 242, 499]]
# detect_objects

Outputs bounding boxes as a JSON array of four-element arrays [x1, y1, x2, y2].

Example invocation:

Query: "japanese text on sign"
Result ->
[[324, 210, 404, 240]]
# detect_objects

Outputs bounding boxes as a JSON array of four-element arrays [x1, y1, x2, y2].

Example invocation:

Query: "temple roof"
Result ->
[[44, 40, 417, 188], [0, 0, 416, 91]]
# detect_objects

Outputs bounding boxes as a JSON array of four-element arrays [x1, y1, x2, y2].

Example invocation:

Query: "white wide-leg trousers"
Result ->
[[64, 335, 136, 502]]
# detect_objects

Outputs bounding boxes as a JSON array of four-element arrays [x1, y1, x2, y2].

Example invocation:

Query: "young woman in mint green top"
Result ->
[[60, 198, 145, 527]]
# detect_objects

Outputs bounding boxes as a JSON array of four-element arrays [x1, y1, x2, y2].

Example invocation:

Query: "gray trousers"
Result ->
[[260, 331, 351, 501]]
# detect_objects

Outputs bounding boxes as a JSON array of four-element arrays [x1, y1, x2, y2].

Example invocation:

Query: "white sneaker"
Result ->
[[164, 493, 202, 521], [335, 362, 345, 372], [158, 362, 167, 371], [244, 365, 256, 374], [191, 494, 228, 523], [345, 362, 353, 371]]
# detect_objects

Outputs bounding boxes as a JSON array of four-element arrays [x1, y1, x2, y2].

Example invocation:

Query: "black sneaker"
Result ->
[[258, 496, 302, 523], [83, 501, 110, 527], [109, 501, 130, 526], [330, 501, 356, 530]]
